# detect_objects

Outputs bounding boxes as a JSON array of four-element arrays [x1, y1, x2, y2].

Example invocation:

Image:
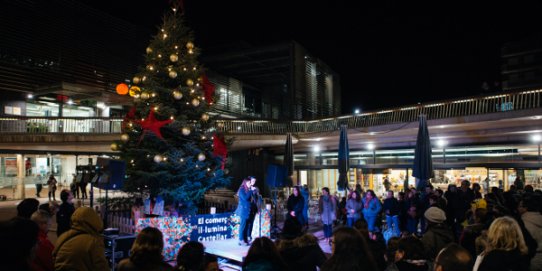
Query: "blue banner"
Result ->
[[190, 212, 233, 242]]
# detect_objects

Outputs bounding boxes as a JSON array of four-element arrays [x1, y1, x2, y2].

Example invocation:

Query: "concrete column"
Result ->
[[16, 154, 25, 199]]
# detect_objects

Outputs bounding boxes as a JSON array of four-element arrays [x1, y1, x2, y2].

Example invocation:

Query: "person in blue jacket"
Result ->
[[236, 177, 254, 246], [300, 185, 310, 229], [362, 189, 382, 233]]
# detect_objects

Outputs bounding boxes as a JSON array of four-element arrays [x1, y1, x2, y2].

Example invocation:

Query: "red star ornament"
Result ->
[[135, 110, 172, 140]]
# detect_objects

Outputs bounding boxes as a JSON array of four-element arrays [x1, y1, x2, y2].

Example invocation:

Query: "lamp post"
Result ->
[[313, 145, 321, 165], [532, 135, 541, 165], [367, 143, 375, 164], [437, 139, 448, 165]]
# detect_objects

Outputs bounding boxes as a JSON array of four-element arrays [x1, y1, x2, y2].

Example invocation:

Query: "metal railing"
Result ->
[[0, 117, 123, 134], [1, 89, 541, 135]]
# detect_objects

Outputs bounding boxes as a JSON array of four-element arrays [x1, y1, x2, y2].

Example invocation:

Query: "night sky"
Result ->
[[78, 0, 542, 114]]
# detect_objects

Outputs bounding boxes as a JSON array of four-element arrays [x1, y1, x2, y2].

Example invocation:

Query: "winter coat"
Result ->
[[31, 231, 54, 271], [319, 195, 337, 225], [236, 186, 253, 219], [477, 248, 530, 271], [420, 223, 455, 261], [345, 199, 363, 219], [56, 202, 75, 237], [522, 211, 542, 270], [287, 195, 305, 222], [383, 197, 400, 216], [362, 198, 382, 217], [52, 207, 108, 271]]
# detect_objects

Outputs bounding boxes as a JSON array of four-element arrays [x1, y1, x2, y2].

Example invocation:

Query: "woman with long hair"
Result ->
[[321, 227, 377, 271], [236, 177, 254, 246], [287, 186, 305, 226], [474, 216, 529, 271], [346, 190, 363, 227], [319, 187, 337, 244], [242, 237, 289, 271], [117, 227, 171, 271]]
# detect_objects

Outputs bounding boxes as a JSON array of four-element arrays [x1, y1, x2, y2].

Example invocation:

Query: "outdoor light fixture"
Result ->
[[313, 145, 320, 153], [367, 143, 376, 164], [354, 108, 360, 114], [27, 93, 33, 99], [67, 99, 73, 105], [532, 134, 542, 164], [437, 139, 448, 164]]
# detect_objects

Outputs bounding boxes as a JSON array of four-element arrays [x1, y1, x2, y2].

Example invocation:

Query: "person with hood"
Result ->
[[421, 207, 455, 261], [52, 206, 108, 271], [519, 196, 542, 270]]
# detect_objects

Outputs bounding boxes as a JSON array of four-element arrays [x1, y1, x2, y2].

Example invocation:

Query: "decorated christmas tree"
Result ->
[[113, 6, 230, 214]]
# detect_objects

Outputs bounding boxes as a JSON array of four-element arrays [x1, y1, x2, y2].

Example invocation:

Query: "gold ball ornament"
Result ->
[[186, 42, 194, 49], [173, 90, 183, 100], [120, 134, 129, 141], [132, 76, 141, 84], [186, 79, 194, 86], [153, 154, 163, 163], [198, 153, 206, 161], [201, 113, 209, 121], [110, 143, 118, 151], [168, 70, 178, 79], [191, 98, 200, 107], [140, 92, 150, 100], [181, 127, 191, 136], [146, 47, 153, 54], [129, 86, 141, 97], [188, 49, 194, 54], [169, 54, 178, 62]]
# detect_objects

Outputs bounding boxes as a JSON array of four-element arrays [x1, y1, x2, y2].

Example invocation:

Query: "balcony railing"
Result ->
[[1, 89, 541, 135]]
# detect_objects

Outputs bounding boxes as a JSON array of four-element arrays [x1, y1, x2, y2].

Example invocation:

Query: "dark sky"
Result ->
[[78, 0, 542, 114]]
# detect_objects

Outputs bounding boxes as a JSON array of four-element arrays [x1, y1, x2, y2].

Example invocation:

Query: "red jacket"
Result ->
[[31, 231, 54, 271]]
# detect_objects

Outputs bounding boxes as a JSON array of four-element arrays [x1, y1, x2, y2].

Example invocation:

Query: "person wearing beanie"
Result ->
[[421, 207, 455, 261]]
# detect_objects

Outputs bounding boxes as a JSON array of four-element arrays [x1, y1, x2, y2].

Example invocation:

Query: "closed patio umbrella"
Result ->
[[283, 133, 294, 187], [337, 125, 350, 191], [412, 114, 434, 191]]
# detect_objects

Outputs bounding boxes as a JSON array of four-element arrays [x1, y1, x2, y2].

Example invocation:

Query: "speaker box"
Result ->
[[266, 164, 289, 188], [95, 158, 126, 190]]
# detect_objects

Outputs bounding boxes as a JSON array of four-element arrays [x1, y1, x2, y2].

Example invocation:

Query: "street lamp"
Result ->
[[437, 139, 448, 164], [531, 134, 541, 164], [354, 108, 360, 114]]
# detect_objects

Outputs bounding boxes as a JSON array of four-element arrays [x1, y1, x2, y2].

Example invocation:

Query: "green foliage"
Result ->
[[116, 10, 230, 215]]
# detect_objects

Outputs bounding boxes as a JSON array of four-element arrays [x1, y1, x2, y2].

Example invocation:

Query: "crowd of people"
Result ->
[[306, 179, 542, 271], [1, 177, 541, 271]]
